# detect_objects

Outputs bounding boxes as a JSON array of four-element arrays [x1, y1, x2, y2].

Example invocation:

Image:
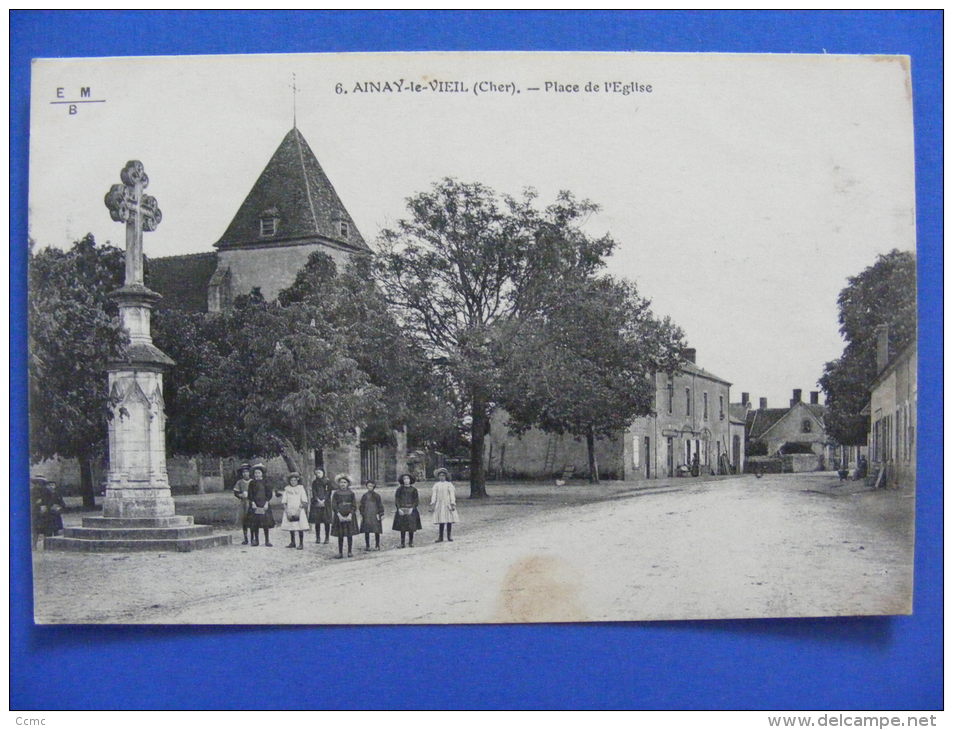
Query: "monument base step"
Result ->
[[63, 525, 214, 540], [83, 515, 194, 528], [43, 534, 231, 553]]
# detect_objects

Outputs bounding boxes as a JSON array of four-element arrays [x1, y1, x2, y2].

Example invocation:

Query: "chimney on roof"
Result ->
[[682, 347, 696, 364], [759, 397, 768, 410], [791, 389, 802, 407], [876, 324, 889, 373], [810, 391, 819, 405], [741, 392, 750, 406]]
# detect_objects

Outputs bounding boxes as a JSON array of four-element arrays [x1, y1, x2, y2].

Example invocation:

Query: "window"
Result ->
[[339, 221, 349, 238], [685, 387, 691, 416], [703, 392, 709, 420], [801, 419, 813, 434], [667, 381, 674, 414], [260, 217, 277, 236]]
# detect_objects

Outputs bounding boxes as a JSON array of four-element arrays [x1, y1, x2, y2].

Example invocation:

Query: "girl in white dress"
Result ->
[[429, 467, 459, 542], [280, 472, 310, 550]]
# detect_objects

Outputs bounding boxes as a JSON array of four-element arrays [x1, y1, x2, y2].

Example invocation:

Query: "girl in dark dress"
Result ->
[[309, 468, 333, 544], [392, 473, 422, 548], [359, 480, 385, 551], [247, 463, 275, 547], [330, 474, 359, 558]]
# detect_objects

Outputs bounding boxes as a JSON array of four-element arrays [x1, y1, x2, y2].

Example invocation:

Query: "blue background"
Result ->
[[10, 11, 942, 710]]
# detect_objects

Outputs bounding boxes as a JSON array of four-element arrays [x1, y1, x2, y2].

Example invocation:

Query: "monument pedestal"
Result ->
[[51, 161, 232, 552], [44, 515, 231, 552]]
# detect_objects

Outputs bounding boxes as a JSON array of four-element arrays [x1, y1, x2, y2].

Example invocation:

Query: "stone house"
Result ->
[[743, 390, 835, 470], [624, 349, 733, 479], [868, 327, 916, 489], [484, 349, 734, 481]]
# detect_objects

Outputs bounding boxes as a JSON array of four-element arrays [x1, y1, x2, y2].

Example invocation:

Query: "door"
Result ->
[[732, 435, 741, 473], [644, 437, 651, 478], [666, 437, 674, 477]]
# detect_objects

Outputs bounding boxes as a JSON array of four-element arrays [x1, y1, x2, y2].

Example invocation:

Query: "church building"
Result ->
[[146, 127, 399, 488], [148, 127, 370, 312]]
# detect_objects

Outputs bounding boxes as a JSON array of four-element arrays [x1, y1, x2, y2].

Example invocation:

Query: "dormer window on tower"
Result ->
[[259, 208, 279, 237], [338, 220, 349, 239]]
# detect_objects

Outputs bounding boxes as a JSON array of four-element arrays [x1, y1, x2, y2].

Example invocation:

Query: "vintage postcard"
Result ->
[[27, 52, 916, 624]]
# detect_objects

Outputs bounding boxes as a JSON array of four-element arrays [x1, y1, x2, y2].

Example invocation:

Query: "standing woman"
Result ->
[[280, 471, 310, 550], [330, 474, 359, 558], [232, 463, 253, 545], [309, 468, 333, 544], [392, 473, 422, 548], [359, 480, 385, 551], [247, 463, 275, 547], [430, 467, 459, 542]]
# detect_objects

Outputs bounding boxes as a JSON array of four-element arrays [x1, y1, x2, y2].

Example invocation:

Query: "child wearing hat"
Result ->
[[330, 474, 359, 558], [392, 473, 422, 548], [430, 468, 459, 542], [232, 463, 253, 545], [247, 463, 275, 547], [359, 480, 385, 551], [309, 468, 333, 544], [280, 471, 311, 550]]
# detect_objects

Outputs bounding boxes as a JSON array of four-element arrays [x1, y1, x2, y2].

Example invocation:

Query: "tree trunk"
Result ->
[[469, 387, 489, 498], [298, 426, 313, 495], [277, 437, 300, 474], [79, 454, 96, 509], [586, 424, 599, 484]]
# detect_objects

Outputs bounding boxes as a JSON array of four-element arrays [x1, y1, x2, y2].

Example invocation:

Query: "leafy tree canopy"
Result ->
[[819, 249, 916, 445], [375, 178, 616, 496], [28, 235, 128, 505]]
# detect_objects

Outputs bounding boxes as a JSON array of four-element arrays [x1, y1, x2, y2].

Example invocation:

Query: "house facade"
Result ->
[[623, 349, 733, 479], [743, 390, 837, 471], [868, 330, 916, 490], [485, 349, 734, 481]]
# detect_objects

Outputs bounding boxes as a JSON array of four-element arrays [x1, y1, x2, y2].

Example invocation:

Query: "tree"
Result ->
[[819, 249, 916, 445], [28, 235, 128, 507], [376, 178, 615, 497], [501, 276, 684, 482], [279, 252, 455, 452], [153, 284, 382, 489]]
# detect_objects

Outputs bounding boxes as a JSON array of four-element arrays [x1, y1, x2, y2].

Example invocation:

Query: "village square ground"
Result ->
[[31, 472, 914, 624]]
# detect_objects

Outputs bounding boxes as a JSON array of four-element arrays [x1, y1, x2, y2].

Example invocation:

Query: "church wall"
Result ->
[[217, 242, 354, 302]]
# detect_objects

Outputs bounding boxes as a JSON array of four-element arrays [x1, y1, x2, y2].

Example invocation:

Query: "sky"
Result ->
[[28, 52, 916, 409]]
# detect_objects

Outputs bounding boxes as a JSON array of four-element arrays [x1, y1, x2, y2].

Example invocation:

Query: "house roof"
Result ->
[[746, 401, 829, 441], [146, 252, 218, 312], [214, 128, 369, 253], [728, 403, 749, 425], [681, 359, 731, 386], [745, 408, 789, 440]]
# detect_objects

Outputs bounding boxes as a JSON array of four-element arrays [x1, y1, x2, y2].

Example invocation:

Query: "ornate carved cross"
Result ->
[[104, 160, 162, 286]]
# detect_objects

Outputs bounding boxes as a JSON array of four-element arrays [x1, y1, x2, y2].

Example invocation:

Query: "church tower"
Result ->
[[206, 127, 370, 312]]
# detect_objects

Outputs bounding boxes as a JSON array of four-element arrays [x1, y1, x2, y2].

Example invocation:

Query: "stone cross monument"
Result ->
[[101, 160, 176, 518], [46, 161, 229, 551]]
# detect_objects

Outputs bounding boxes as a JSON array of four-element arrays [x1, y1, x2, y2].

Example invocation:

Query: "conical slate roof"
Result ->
[[214, 128, 369, 252]]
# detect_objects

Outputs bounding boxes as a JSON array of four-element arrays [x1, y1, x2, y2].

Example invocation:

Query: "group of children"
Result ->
[[232, 464, 459, 558]]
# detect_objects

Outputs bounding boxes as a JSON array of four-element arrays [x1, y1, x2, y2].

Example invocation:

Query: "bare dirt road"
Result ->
[[32, 473, 914, 624]]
